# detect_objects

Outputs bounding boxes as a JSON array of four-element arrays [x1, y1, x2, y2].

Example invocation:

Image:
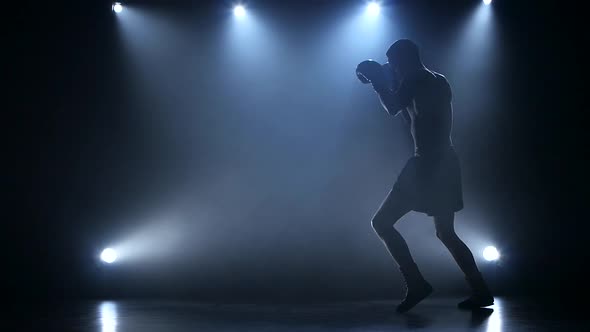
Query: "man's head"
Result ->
[[386, 39, 423, 78]]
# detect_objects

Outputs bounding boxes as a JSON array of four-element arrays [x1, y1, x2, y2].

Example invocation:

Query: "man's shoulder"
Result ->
[[425, 69, 451, 91], [408, 68, 446, 81], [402, 68, 450, 92], [426, 68, 447, 81], [411, 68, 452, 98]]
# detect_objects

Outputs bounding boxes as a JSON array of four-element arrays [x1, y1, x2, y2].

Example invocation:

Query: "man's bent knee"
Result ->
[[434, 213, 457, 243], [371, 216, 393, 236], [436, 229, 459, 244], [371, 193, 409, 235]]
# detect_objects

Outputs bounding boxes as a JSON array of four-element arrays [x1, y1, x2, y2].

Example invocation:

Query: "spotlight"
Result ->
[[112, 2, 123, 13], [100, 248, 118, 263], [483, 0, 492, 5], [366, 1, 380, 16], [234, 4, 246, 18], [483, 246, 500, 261]]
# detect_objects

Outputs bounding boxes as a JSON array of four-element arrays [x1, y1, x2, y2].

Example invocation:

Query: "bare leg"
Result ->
[[433, 213, 480, 277], [371, 191, 432, 313], [371, 197, 415, 269], [434, 213, 494, 308]]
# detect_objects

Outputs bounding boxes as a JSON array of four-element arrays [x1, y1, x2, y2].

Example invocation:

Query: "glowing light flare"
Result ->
[[483, 246, 500, 261], [100, 248, 118, 263], [366, 2, 381, 16], [483, 0, 492, 5], [234, 4, 246, 18], [112, 2, 123, 13]]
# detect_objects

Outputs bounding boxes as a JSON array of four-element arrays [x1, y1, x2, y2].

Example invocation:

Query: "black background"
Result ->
[[8, 0, 585, 302]]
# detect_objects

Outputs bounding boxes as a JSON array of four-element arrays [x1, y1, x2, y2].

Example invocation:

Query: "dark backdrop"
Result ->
[[9, 0, 584, 302]]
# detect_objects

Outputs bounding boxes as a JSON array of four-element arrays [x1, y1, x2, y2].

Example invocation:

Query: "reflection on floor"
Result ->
[[25, 297, 586, 332]]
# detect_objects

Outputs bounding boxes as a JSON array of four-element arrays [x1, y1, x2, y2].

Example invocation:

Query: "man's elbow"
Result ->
[[378, 103, 394, 116], [386, 109, 401, 117], [381, 102, 401, 117]]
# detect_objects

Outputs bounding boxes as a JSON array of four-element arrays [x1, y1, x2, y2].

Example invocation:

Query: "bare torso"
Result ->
[[403, 68, 454, 156]]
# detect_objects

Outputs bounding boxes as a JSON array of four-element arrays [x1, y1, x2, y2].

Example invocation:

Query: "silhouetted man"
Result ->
[[356, 39, 494, 313]]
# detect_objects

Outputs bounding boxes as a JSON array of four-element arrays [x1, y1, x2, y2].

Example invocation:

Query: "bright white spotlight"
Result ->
[[234, 4, 246, 18], [483, 246, 500, 261], [100, 248, 118, 263], [366, 1, 381, 16], [112, 2, 123, 13], [483, 0, 492, 5]]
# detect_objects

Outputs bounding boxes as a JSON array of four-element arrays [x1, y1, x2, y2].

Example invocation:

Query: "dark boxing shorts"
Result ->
[[388, 147, 464, 216]]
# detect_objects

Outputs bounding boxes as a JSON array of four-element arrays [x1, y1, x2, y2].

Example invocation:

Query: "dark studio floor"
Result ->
[[20, 297, 585, 332]]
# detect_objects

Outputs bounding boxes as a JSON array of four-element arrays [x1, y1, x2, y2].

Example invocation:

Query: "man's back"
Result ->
[[403, 68, 453, 156]]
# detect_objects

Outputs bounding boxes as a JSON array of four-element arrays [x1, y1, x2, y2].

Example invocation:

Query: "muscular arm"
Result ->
[[399, 109, 411, 124], [373, 83, 413, 118]]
